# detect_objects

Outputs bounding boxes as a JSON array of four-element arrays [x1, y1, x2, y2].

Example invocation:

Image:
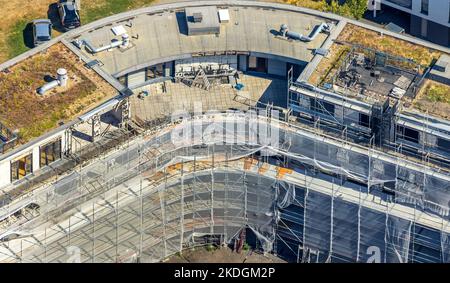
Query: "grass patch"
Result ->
[[411, 80, 450, 119], [287, 0, 367, 19], [206, 244, 216, 252], [81, 0, 147, 23], [308, 43, 351, 86], [7, 19, 31, 59], [0, 43, 113, 144], [424, 83, 450, 104], [338, 24, 441, 67], [318, 45, 351, 85], [285, 0, 329, 11]]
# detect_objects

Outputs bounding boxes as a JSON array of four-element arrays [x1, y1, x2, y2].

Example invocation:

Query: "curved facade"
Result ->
[[0, 1, 449, 263], [1, 113, 450, 263]]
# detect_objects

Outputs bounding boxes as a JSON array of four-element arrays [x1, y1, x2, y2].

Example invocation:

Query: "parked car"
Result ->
[[32, 19, 52, 47], [57, 0, 81, 31]]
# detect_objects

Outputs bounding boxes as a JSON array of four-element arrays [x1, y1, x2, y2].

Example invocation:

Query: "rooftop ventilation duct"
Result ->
[[37, 68, 69, 95], [76, 34, 131, 54], [280, 23, 330, 42]]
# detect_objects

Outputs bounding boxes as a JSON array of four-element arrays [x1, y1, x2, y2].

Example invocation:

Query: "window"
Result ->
[[420, 18, 428, 38], [247, 56, 268, 73], [437, 137, 450, 152], [421, 0, 429, 15], [359, 113, 370, 127], [145, 63, 164, 79], [310, 98, 335, 116], [11, 153, 33, 182], [40, 139, 62, 167], [397, 125, 419, 143], [385, 0, 412, 9], [290, 92, 298, 102]]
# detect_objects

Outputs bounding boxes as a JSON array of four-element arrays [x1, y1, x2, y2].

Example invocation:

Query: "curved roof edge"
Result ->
[[0, 0, 449, 72]]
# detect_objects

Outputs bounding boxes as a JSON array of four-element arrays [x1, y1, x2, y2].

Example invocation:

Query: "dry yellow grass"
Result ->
[[338, 24, 442, 67], [0, 0, 58, 62], [308, 43, 350, 86], [0, 43, 116, 143], [411, 80, 450, 119], [284, 0, 328, 10]]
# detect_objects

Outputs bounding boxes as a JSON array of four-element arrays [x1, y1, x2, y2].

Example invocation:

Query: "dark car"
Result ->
[[32, 19, 52, 47], [57, 0, 81, 31]]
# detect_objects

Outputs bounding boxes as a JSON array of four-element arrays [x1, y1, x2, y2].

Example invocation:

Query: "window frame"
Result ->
[[39, 138, 62, 168], [421, 0, 429, 15], [397, 125, 420, 144], [10, 153, 33, 182]]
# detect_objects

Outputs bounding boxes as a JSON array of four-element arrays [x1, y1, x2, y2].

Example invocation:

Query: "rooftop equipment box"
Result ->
[[218, 9, 230, 23], [185, 6, 220, 35]]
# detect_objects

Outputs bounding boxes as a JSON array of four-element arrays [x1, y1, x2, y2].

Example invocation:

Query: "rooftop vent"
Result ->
[[37, 68, 69, 95]]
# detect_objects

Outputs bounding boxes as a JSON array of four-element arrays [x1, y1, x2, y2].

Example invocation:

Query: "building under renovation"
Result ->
[[0, 1, 450, 263]]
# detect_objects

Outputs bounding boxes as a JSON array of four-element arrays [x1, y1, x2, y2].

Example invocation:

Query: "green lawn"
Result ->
[[426, 83, 450, 104], [7, 19, 33, 59], [81, 0, 155, 24]]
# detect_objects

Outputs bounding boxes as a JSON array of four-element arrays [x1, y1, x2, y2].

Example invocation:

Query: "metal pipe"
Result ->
[[38, 80, 59, 95], [280, 23, 330, 42], [38, 68, 69, 95], [78, 34, 130, 54]]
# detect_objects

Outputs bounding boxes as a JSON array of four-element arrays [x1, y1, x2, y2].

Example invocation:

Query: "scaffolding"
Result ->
[[1, 111, 450, 263]]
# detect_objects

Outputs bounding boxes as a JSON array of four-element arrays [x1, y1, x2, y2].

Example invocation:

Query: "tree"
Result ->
[[346, 0, 368, 19]]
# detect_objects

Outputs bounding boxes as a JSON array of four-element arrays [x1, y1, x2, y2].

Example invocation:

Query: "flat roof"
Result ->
[[72, 5, 331, 77], [0, 43, 117, 149], [407, 80, 450, 120]]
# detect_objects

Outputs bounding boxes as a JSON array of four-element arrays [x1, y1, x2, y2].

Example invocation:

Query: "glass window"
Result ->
[[421, 0, 429, 15], [387, 0, 412, 9], [437, 137, 450, 152], [11, 153, 33, 182], [310, 98, 335, 116], [40, 139, 62, 167], [385, 0, 412, 9], [359, 113, 370, 127], [397, 125, 419, 143], [247, 56, 268, 73], [145, 63, 164, 79]]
